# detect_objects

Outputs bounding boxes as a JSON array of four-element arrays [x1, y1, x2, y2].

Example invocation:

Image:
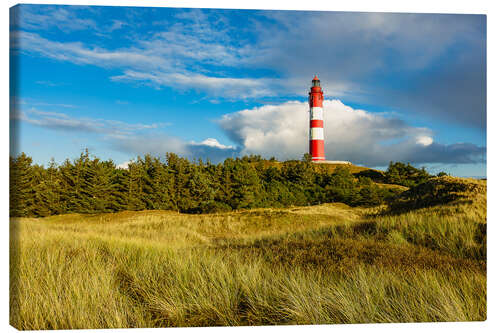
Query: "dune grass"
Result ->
[[10, 178, 486, 329]]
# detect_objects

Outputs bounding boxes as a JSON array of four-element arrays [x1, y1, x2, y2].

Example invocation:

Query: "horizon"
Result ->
[[9, 5, 487, 177]]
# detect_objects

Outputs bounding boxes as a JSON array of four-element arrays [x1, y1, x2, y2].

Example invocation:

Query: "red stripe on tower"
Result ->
[[310, 119, 323, 128], [309, 75, 325, 161]]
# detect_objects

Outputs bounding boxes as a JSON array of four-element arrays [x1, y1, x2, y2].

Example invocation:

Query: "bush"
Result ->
[[385, 161, 431, 187], [389, 176, 486, 211]]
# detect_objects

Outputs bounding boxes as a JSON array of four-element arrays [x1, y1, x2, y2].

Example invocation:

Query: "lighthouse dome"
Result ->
[[312, 75, 321, 87]]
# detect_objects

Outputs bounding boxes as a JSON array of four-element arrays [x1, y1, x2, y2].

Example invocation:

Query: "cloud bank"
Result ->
[[11, 97, 484, 166], [218, 99, 485, 166], [11, 103, 238, 163]]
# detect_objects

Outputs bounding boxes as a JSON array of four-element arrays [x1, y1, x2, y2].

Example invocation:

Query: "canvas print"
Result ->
[[9, 4, 486, 330]]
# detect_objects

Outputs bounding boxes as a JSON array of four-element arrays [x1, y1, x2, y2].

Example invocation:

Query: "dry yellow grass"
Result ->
[[10, 177, 486, 329], [254, 160, 379, 174], [312, 162, 375, 174]]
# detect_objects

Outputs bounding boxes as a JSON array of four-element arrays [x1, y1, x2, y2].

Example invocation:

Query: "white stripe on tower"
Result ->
[[310, 107, 323, 120], [310, 127, 324, 140]]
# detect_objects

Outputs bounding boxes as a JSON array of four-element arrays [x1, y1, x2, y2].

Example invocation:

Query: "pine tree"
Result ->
[[10, 153, 35, 217], [166, 153, 192, 212], [110, 167, 129, 212], [32, 160, 62, 217], [185, 163, 215, 213], [127, 158, 148, 211], [58, 150, 91, 213], [84, 159, 119, 213], [225, 158, 263, 209], [149, 156, 175, 210]]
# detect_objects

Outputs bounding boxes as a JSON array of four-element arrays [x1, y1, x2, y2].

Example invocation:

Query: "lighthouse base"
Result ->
[[312, 160, 352, 165]]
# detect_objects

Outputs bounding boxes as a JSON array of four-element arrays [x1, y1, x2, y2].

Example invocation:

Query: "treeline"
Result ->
[[9, 151, 436, 217]]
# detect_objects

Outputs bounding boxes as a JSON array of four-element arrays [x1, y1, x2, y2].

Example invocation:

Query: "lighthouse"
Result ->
[[309, 75, 325, 161]]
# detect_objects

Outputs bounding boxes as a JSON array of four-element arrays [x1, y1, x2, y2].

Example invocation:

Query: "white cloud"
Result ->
[[12, 29, 272, 99], [192, 138, 234, 150], [35, 80, 61, 87], [108, 19, 126, 32], [111, 71, 274, 99], [218, 99, 485, 166], [108, 134, 239, 162], [218, 101, 308, 160], [11, 31, 169, 70], [109, 134, 189, 157], [11, 97, 75, 109], [11, 6, 97, 32], [11, 6, 127, 35], [13, 105, 170, 137], [116, 160, 132, 169], [416, 136, 433, 146]]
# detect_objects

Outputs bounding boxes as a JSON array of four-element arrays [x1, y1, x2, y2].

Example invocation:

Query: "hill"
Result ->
[[10, 176, 486, 329], [255, 159, 380, 175], [390, 176, 486, 211], [315, 162, 376, 174]]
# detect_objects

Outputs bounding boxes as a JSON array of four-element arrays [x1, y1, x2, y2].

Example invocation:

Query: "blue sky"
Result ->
[[10, 5, 486, 176]]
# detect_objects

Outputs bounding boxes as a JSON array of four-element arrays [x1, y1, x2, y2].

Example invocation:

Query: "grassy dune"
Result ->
[[260, 160, 377, 174], [10, 177, 486, 329]]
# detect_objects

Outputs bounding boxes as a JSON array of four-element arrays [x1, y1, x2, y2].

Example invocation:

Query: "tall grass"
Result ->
[[10, 178, 486, 329]]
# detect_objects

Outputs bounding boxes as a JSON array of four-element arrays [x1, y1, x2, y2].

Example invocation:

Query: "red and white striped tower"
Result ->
[[309, 75, 325, 161]]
